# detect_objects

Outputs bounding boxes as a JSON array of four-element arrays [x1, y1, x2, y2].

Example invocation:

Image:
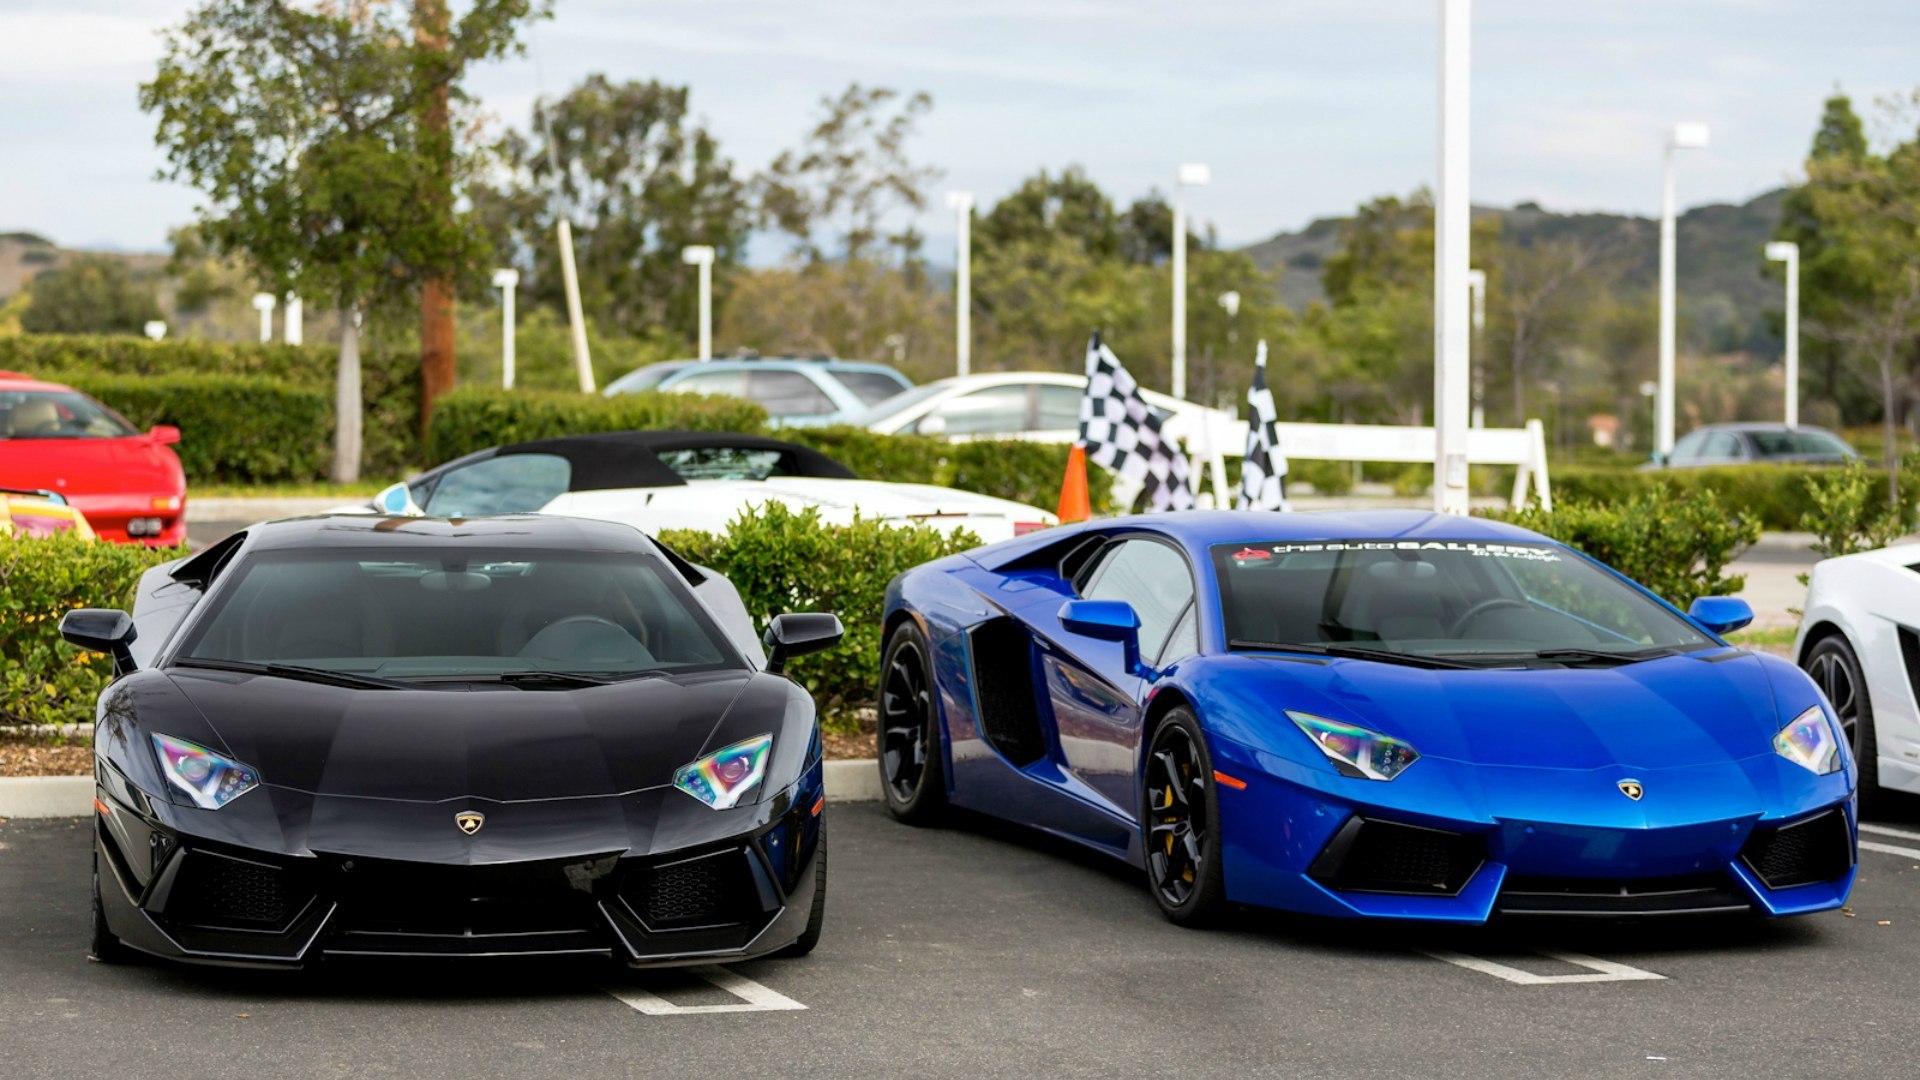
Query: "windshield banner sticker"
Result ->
[[1231, 541, 1563, 563]]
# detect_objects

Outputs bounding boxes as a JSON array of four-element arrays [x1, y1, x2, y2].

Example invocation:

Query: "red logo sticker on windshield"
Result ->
[[1231, 547, 1272, 563]]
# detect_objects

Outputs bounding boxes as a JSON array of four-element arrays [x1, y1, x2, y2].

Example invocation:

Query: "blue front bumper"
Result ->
[[1207, 734, 1857, 922]]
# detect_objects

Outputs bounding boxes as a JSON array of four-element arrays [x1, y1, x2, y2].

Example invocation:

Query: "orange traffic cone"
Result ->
[[1057, 443, 1092, 524]]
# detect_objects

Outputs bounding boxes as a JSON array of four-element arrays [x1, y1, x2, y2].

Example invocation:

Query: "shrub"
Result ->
[[1492, 483, 1760, 608], [65, 374, 330, 484], [1799, 458, 1913, 567], [0, 333, 420, 476], [1551, 464, 1887, 532], [783, 426, 1113, 512], [424, 386, 770, 462], [0, 534, 183, 728], [660, 503, 978, 729]]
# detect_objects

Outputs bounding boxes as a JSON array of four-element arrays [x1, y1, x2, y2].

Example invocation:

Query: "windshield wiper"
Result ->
[[173, 657, 410, 690], [1227, 639, 1485, 670], [408, 669, 669, 688], [1434, 645, 1683, 667]]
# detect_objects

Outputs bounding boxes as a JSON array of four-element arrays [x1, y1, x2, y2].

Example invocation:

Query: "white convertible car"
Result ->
[[1796, 543, 1920, 808], [363, 430, 1056, 544]]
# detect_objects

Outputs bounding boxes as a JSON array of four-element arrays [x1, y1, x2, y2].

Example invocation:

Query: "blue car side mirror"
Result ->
[[1059, 599, 1156, 679], [1688, 596, 1753, 636]]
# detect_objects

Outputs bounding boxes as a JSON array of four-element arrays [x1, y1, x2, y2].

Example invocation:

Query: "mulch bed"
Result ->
[[824, 727, 873, 761], [0, 738, 92, 778]]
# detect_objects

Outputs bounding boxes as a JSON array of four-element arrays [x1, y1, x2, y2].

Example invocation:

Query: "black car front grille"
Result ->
[[1309, 817, 1484, 896], [1496, 872, 1750, 917], [167, 850, 303, 928], [1741, 810, 1853, 889], [625, 848, 761, 929]]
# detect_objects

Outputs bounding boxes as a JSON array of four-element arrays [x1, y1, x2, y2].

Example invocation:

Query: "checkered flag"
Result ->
[[1078, 334, 1195, 512], [1237, 341, 1290, 511]]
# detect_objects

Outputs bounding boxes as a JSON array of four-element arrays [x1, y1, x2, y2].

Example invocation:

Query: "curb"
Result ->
[[0, 759, 884, 819]]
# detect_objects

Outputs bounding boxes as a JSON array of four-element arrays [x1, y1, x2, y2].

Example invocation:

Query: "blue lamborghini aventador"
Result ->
[[876, 510, 1857, 925]]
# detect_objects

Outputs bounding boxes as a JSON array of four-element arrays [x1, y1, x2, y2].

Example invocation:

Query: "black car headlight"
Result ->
[[672, 733, 773, 809], [152, 733, 260, 809]]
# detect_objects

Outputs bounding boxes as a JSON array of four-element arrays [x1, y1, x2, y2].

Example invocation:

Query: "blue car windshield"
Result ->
[[1212, 540, 1714, 662]]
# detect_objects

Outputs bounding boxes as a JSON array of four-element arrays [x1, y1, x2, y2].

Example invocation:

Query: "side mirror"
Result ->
[[1059, 598, 1154, 679], [764, 612, 844, 676], [915, 414, 949, 437], [1688, 596, 1753, 636], [149, 425, 181, 446], [60, 608, 138, 674], [372, 481, 424, 517]]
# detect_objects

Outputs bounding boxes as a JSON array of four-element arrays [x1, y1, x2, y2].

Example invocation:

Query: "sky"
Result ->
[[3, 0, 1917, 256]]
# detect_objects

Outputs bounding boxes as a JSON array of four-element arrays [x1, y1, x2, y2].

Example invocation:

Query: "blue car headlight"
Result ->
[[151, 733, 260, 809], [1774, 706, 1842, 775], [1287, 711, 1420, 781], [673, 733, 773, 809]]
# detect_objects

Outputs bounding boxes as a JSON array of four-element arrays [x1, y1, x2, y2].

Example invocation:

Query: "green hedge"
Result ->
[[661, 503, 978, 729], [784, 426, 1113, 513], [63, 374, 330, 484], [1551, 464, 1880, 532], [0, 534, 184, 728], [1490, 482, 1760, 609], [0, 333, 419, 477], [424, 386, 771, 462]]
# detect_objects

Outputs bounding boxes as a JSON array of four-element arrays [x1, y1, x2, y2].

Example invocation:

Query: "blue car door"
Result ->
[[1039, 537, 1198, 818]]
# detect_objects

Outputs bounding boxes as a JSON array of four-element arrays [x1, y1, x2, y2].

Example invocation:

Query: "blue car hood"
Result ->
[[1198, 650, 1786, 771]]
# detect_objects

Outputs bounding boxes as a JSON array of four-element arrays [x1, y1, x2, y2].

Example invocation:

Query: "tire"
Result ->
[[878, 622, 947, 824], [1142, 708, 1228, 927], [773, 822, 827, 959], [90, 847, 130, 964], [1804, 634, 1882, 811]]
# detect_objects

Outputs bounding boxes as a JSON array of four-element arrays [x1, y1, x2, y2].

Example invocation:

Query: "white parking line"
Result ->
[[1859, 822, 1920, 842], [607, 966, 807, 1015], [1861, 840, 1920, 860], [1420, 949, 1667, 985]]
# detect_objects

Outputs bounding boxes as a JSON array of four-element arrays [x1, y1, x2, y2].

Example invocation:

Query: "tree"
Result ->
[[140, 0, 547, 480], [757, 85, 941, 266], [1776, 92, 1877, 417], [1485, 229, 1631, 424], [18, 255, 162, 336], [474, 75, 752, 344]]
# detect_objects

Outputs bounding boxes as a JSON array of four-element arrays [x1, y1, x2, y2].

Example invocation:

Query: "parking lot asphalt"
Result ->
[[2, 802, 1917, 1079]]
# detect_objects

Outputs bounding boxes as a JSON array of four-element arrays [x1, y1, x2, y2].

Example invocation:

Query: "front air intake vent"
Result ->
[[1740, 809, 1853, 889], [167, 850, 301, 928], [1308, 817, 1484, 896]]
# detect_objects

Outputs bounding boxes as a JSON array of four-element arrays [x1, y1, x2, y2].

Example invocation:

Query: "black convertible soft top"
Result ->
[[431, 430, 858, 492]]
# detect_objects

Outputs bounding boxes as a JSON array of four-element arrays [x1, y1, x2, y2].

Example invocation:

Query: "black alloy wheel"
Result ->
[[1143, 708, 1227, 925], [1803, 634, 1881, 809], [773, 822, 827, 958], [878, 623, 946, 824], [90, 847, 129, 964]]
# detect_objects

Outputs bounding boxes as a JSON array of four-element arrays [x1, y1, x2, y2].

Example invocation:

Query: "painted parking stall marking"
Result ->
[[607, 966, 807, 1015], [1858, 823, 1920, 860], [1420, 949, 1667, 985]]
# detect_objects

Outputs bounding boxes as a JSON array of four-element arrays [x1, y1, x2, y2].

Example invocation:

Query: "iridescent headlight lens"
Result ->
[[151, 733, 260, 809], [673, 734, 773, 809], [1287, 711, 1420, 781], [1774, 705, 1842, 775]]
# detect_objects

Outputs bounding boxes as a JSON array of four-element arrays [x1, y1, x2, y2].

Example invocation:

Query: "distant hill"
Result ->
[[0, 233, 168, 301], [1239, 189, 1787, 355]]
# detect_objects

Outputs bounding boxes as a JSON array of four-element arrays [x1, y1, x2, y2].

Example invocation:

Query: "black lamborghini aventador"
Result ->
[[60, 514, 842, 969]]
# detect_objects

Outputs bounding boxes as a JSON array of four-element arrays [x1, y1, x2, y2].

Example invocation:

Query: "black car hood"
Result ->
[[163, 667, 777, 803]]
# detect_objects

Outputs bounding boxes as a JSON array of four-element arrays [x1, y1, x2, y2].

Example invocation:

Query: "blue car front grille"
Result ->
[[1309, 817, 1484, 896], [1740, 809, 1853, 889]]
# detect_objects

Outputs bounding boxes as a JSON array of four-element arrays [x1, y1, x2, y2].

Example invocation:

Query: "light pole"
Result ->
[[1219, 290, 1241, 344], [1433, 0, 1472, 514], [284, 295, 303, 346], [1465, 267, 1486, 427], [143, 321, 166, 341], [1172, 163, 1210, 401], [681, 245, 716, 361], [491, 268, 520, 390], [1766, 240, 1801, 428], [251, 292, 276, 344], [946, 192, 974, 377], [1656, 121, 1710, 459]]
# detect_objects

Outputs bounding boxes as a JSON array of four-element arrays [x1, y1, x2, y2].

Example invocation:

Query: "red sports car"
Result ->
[[0, 372, 186, 545]]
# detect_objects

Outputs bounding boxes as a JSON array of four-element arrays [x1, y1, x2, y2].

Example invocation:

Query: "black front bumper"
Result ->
[[94, 788, 823, 969]]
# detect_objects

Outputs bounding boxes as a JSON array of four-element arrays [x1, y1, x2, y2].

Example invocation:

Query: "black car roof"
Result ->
[[427, 430, 857, 491]]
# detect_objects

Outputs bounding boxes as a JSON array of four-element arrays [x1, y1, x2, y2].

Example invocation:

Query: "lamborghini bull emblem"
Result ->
[[1617, 779, 1644, 801], [455, 811, 485, 835]]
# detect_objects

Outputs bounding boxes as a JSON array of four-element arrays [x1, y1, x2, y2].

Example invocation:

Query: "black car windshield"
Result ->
[[1, 390, 138, 439], [1212, 540, 1714, 662], [175, 547, 742, 680]]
